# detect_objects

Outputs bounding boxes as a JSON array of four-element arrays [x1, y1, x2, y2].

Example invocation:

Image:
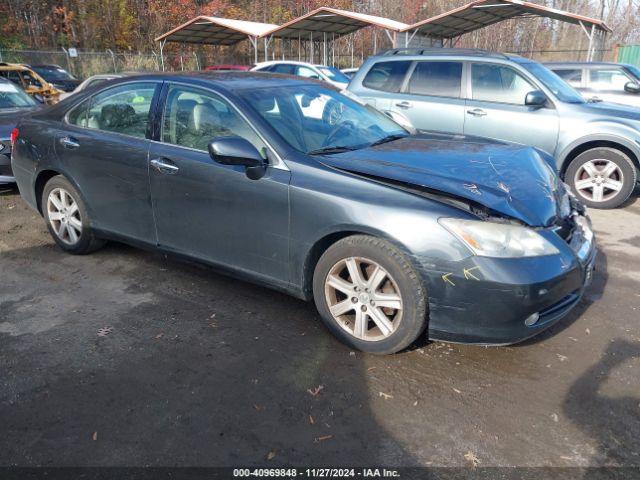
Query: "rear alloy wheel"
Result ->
[[42, 175, 105, 254], [566, 147, 637, 209], [47, 188, 82, 245], [313, 235, 427, 354]]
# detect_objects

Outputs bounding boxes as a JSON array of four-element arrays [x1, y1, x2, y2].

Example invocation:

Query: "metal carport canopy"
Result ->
[[154, 16, 278, 68], [402, 0, 611, 39], [154, 16, 278, 45], [264, 7, 408, 39]]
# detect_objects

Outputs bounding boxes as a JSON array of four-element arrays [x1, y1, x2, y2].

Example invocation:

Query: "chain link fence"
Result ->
[[0, 46, 619, 80], [0, 48, 205, 79]]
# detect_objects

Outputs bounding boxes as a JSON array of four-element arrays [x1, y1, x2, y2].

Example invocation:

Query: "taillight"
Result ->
[[10, 127, 19, 148]]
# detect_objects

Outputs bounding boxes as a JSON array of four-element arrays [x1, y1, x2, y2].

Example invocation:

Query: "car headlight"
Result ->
[[439, 218, 559, 258]]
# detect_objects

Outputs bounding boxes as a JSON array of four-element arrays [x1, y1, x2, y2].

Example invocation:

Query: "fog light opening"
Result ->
[[524, 312, 540, 327]]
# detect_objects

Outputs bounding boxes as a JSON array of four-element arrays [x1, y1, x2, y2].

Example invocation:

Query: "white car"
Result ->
[[251, 61, 350, 89], [341, 67, 359, 79], [58, 73, 128, 100]]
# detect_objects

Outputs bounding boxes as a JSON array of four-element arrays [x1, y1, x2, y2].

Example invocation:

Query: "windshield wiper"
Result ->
[[307, 145, 358, 155], [369, 133, 408, 147]]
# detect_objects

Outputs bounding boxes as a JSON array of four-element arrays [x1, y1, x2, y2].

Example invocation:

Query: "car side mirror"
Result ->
[[525, 90, 547, 107], [208, 136, 266, 179], [624, 81, 640, 94]]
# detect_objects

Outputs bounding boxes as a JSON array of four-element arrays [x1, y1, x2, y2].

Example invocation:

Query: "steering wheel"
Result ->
[[321, 120, 356, 148]]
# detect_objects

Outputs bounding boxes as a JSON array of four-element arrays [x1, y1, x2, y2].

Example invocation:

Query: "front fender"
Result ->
[[556, 130, 640, 171]]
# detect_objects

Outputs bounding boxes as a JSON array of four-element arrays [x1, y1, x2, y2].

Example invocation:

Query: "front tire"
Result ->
[[565, 147, 637, 209], [42, 175, 105, 254], [313, 235, 428, 355]]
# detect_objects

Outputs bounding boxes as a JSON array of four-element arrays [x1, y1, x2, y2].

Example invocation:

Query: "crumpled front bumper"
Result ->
[[423, 212, 597, 346]]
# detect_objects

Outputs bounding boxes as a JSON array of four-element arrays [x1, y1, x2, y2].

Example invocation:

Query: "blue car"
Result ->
[[11, 73, 596, 354]]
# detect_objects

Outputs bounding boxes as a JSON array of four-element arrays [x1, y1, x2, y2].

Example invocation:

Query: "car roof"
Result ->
[[374, 48, 522, 61], [545, 61, 633, 68], [30, 64, 63, 69], [255, 60, 320, 67], [98, 71, 327, 93]]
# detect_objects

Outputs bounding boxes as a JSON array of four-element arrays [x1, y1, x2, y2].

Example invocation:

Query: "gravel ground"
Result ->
[[0, 184, 639, 468]]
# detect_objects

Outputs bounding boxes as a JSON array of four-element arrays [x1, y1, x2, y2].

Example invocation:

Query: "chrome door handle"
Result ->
[[466, 108, 487, 117], [150, 158, 179, 174], [59, 136, 80, 149], [395, 101, 412, 109]]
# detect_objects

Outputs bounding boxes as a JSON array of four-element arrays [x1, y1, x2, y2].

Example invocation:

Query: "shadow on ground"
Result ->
[[0, 241, 417, 466]]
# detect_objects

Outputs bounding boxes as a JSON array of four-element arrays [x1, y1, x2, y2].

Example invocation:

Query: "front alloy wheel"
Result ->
[[313, 235, 428, 354], [325, 257, 403, 341]]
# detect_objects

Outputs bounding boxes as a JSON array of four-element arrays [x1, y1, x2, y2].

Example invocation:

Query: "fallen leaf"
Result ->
[[92, 431, 98, 441], [97, 327, 113, 337], [551, 413, 559, 423], [154, 333, 164, 339], [266, 449, 276, 460], [367, 367, 377, 372], [315, 435, 333, 442], [464, 451, 480, 467], [309, 415, 315, 425], [556, 354, 568, 362], [379, 391, 393, 400], [413, 400, 418, 406], [253, 404, 265, 411], [453, 387, 461, 394], [585, 328, 591, 335], [307, 385, 324, 396]]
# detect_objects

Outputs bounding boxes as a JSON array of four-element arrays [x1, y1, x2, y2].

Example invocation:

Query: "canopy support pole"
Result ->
[[323, 32, 327, 65], [298, 33, 301, 61], [248, 35, 258, 64], [262, 35, 273, 61], [159, 40, 166, 71], [384, 29, 396, 48]]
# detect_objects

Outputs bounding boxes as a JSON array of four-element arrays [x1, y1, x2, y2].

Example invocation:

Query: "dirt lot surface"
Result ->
[[1, 184, 639, 468]]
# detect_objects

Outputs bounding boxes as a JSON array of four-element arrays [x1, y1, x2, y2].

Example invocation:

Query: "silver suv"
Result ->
[[546, 62, 640, 108], [348, 49, 640, 209]]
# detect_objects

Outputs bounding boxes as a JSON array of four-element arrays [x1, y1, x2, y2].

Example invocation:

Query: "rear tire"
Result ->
[[565, 147, 636, 209], [312, 235, 428, 355], [42, 175, 105, 254]]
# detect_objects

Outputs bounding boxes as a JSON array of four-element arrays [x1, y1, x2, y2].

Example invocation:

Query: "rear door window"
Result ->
[[406, 61, 463, 97], [471, 63, 536, 105], [296, 66, 321, 80], [553, 68, 583, 88], [68, 82, 157, 138], [271, 64, 296, 75], [588, 68, 634, 91], [362, 61, 411, 92]]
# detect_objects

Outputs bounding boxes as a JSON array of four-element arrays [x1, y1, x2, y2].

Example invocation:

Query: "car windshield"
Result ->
[[318, 66, 350, 84], [521, 62, 585, 104], [0, 82, 37, 108], [238, 85, 408, 155], [33, 67, 76, 81]]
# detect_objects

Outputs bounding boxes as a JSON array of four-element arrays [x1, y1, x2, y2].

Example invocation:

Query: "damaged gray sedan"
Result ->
[[11, 73, 596, 354]]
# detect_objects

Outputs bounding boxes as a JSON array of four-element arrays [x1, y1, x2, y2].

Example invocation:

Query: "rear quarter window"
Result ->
[[362, 61, 412, 92]]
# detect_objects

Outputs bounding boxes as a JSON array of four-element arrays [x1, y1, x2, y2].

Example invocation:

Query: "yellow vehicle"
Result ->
[[0, 63, 64, 104]]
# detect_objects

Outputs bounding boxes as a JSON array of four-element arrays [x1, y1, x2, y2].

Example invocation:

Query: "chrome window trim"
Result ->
[[161, 80, 288, 171]]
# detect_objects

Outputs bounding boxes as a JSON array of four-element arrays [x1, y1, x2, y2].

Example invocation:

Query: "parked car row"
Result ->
[[6, 49, 640, 353]]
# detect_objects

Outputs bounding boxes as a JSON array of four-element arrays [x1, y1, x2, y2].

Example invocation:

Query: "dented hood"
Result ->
[[319, 134, 566, 227]]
